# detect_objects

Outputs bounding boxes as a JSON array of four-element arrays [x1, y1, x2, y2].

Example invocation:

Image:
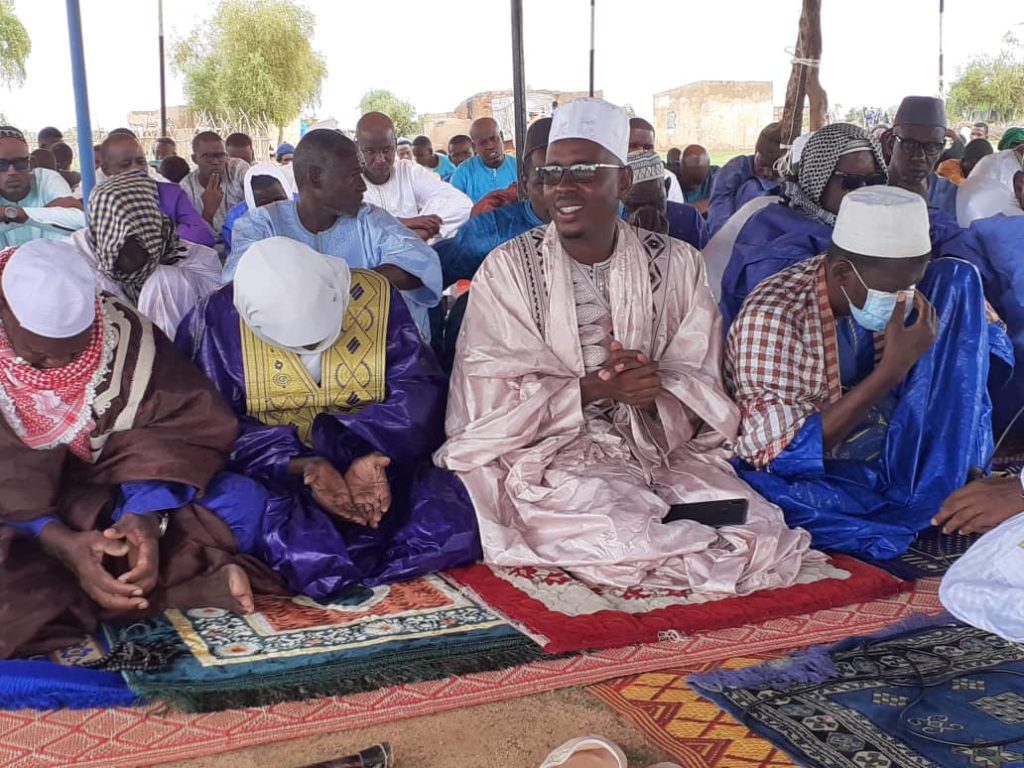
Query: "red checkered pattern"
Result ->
[[725, 255, 844, 468]]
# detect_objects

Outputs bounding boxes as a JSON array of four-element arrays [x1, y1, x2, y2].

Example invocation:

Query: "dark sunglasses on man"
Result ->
[[831, 171, 888, 192], [537, 163, 623, 186], [0, 157, 30, 172]]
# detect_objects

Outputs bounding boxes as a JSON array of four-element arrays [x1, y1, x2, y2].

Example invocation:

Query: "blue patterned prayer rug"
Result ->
[[864, 526, 981, 580], [690, 618, 1024, 768], [104, 575, 555, 712]]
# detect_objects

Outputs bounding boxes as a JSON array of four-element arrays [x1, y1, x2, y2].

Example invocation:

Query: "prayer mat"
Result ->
[[0, 581, 943, 768], [688, 619, 1024, 768], [590, 653, 796, 768], [864, 526, 981, 580], [444, 554, 906, 653], [104, 575, 556, 712]]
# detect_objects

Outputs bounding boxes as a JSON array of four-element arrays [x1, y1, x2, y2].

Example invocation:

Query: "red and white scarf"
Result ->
[[0, 247, 106, 460]]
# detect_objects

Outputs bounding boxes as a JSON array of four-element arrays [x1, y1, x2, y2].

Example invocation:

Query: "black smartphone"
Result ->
[[663, 498, 749, 527]]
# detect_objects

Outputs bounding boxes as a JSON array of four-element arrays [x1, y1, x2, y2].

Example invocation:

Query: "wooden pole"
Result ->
[[779, 0, 827, 146]]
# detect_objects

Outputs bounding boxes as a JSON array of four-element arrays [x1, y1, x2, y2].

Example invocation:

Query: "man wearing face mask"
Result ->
[[726, 186, 1002, 560]]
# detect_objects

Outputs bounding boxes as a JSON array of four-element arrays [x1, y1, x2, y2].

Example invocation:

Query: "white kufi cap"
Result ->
[[233, 237, 351, 354], [832, 186, 931, 259], [549, 98, 629, 164], [2, 240, 96, 338]]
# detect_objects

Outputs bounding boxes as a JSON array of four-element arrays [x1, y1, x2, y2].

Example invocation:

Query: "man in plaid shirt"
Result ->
[[725, 186, 1004, 560]]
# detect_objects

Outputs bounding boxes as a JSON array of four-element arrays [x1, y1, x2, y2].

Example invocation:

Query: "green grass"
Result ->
[[710, 151, 741, 168]]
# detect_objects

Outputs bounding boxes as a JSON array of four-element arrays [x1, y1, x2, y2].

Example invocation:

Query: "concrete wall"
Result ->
[[653, 81, 773, 152]]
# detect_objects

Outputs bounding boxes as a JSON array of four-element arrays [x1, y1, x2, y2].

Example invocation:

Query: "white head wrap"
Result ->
[[548, 98, 630, 164], [243, 163, 294, 211], [233, 237, 351, 355], [2, 240, 96, 338], [956, 175, 1024, 227], [832, 186, 931, 259]]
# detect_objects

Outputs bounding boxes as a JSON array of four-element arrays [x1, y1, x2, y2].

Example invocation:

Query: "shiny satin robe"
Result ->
[[436, 221, 817, 592], [177, 270, 481, 599]]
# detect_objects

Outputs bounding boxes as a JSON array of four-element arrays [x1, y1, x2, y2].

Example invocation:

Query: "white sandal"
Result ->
[[539, 736, 627, 768]]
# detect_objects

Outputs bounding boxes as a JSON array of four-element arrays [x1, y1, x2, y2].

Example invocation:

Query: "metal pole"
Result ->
[[589, 0, 595, 97], [65, 0, 95, 207], [510, 0, 528, 200], [158, 0, 167, 136], [938, 0, 945, 97]]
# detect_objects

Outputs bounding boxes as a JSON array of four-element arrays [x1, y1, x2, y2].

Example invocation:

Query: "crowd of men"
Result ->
[[1, 92, 1022, 659]]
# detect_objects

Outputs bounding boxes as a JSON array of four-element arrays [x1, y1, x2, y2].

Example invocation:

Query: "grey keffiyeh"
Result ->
[[88, 170, 182, 302], [784, 123, 888, 227]]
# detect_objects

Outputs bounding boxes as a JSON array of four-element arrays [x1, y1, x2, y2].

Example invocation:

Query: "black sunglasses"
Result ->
[[894, 134, 944, 157], [831, 171, 887, 191], [0, 157, 29, 172], [537, 163, 623, 186]]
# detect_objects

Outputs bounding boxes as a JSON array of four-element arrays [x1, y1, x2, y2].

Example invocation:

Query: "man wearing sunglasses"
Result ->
[[727, 186, 1002, 560], [0, 126, 85, 248], [437, 98, 814, 593], [885, 96, 958, 221]]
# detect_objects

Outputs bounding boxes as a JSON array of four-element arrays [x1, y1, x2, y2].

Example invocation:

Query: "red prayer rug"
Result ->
[[443, 554, 907, 653], [0, 580, 940, 767]]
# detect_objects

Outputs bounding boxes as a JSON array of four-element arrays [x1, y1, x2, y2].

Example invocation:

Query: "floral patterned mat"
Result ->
[[106, 575, 554, 712]]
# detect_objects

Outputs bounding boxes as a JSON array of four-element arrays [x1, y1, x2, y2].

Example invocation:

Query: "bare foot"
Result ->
[[166, 565, 255, 614]]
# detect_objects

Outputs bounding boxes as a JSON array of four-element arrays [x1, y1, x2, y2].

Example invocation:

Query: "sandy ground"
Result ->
[[158, 687, 673, 768]]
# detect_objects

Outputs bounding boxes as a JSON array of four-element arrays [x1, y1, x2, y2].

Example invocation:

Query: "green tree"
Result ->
[[622, 103, 636, 119], [0, 0, 30, 89], [173, 0, 326, 139], [358, 89, 420, 138], [948, 33, 1024, 123]]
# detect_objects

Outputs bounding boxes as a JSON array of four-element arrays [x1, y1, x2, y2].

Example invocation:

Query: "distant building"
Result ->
[[653, 81, 773, 152], [422, 88, 601, 150]]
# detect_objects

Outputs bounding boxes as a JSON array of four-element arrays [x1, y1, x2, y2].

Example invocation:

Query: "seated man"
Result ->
[[676, 144, 718, 214], [436, 98, 814, 591], [29, 148, 55, 171], [412, 135, 456, 181], [227, 129, 441, 340], [0, 240, 282, 658], [100, 132, 216, 248], [275, 142, 295, 165], [726, 186, 1000, 560], [159, 155, 191, 185], [180, 131, 250, 254], [69, 170, 223, 337], [937, 138, 993, 185], [396, 137, 414, 162], [50, 142, 82, 192], [623, 150, 708, 249], [0, 126, 84, 246], [225, 132, 255, 165], [447, 134, 474, 167], [222, 162, 291, 257], [434, 118, 552, 287], [938, 486, 1024, 642], [707, 122, 783, 236], [357, 113, 472, 242], [627, 118, 685, 204], [719, 122, 977, 330], [177, 238, 481, 598], [36, 126, 62, 150], [450, 118, 519, 203], [884, 96, 958, 220], [153, 136, 177, 164]]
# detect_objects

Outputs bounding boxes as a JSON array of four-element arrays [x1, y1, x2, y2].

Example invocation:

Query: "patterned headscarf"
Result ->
[[784, 123, 888, 227], [88, 170, 182, 302]]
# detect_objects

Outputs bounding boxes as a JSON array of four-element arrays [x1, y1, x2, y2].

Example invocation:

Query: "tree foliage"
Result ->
[[173, 0, 326, 129], [358, 89, 420, 138], [0, 0, 30, 89], [948, 34, 1024, 123]]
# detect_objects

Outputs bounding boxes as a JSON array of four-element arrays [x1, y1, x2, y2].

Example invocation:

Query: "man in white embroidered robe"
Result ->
[[435, 99, 815, 592]]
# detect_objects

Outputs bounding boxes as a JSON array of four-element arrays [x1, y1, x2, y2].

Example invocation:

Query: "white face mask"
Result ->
[[840, 261, 914, 333]]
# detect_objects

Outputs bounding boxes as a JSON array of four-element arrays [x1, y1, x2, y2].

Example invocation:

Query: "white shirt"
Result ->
[[940, 503, 1024, 643], [362, 159, 472, 241], [70, 229, 223, 338], [702, 195, 780, 302], [665, 171, 685, 204]]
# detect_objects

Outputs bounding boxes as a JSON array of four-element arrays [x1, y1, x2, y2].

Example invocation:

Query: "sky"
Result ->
[[2, 0, 1019, 133]]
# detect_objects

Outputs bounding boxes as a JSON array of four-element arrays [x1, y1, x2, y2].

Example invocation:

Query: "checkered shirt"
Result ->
[[725, 255, 848, 467]]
